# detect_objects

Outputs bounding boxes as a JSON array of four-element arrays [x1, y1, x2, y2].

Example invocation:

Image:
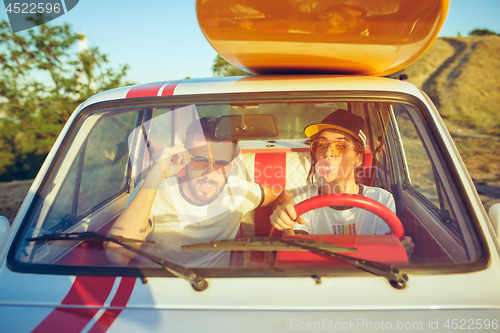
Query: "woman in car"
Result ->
[[270, 109, 414, 255]]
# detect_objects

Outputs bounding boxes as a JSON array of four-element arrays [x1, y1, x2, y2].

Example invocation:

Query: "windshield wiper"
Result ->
[[182, 237, 356, 253], [26, 231, 208, 292], [277, 238, 408, 289], [27, 231, 155, 244], [184, 237, 407, 289]]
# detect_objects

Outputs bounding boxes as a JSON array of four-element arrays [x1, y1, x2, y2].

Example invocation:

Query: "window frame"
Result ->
[[8, 91, 489, 277], [387, 102, 483, 263]]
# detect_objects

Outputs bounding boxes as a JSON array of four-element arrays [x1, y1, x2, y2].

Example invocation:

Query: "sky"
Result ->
[[1, 0, 499, 85]]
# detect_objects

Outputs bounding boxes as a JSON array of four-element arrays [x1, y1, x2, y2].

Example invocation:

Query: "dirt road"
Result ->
[[0, 180, 32, 223]]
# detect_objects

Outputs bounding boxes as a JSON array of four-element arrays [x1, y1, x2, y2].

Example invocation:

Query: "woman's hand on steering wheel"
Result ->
[[293, 194, 405, 240], [272, 194, 413, 257], [270, 203, 306, 231]]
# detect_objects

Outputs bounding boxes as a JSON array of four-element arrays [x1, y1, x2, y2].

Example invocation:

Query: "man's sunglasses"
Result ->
[[310, 139, 357, 157], [189, 156, 232, 174]]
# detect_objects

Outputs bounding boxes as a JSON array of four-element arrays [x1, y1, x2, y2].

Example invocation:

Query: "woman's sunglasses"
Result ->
[[310, 140, 357, 157], [189, 156, 232, 174]]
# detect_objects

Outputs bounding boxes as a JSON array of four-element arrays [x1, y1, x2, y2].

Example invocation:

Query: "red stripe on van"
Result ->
[[33, 276, 117, 333], [33, 308, 100, 333], [126, 83, 165, 98], [161, 81, 181, 96], [87, 277, 137, 333], [61, 276, 116, 306], [88, 310, 122, 333]]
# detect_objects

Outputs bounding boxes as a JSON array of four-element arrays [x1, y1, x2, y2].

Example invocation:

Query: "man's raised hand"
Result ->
[[143, 146, 192, 188]]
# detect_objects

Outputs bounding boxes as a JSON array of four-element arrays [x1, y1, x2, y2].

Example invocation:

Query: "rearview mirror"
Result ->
[[216, 114, 278, 139]]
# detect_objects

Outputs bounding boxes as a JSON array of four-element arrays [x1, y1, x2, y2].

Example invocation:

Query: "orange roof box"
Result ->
[[197, 0, 449, 76]]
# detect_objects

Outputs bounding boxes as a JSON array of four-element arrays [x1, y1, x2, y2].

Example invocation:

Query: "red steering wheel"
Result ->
[[293, 194, 405, 240]]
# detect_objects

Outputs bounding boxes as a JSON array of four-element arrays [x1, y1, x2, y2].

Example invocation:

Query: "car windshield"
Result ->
[[9, 94, 485, 277]]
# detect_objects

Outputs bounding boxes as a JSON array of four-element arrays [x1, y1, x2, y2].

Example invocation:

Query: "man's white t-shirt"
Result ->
[[126, 176, 263, 268], [292, 185, 395, 235]]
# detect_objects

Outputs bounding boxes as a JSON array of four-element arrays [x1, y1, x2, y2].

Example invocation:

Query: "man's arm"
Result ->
[[105, 146, 191, 265], [260, 185, 294, 209], [104, 183, 158, 265]]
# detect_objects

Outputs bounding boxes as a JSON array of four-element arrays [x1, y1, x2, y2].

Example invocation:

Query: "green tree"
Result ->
[[213, 54, 250, 76], [0, 20, 132, 181], [469, 28, 498, 36]]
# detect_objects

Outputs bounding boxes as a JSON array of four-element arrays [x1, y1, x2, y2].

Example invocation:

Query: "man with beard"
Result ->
[[106, 117, 289, 267]]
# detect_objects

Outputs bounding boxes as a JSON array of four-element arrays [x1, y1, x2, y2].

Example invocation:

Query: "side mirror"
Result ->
[[488, 203, 500, 239], [0, 216, 10, 248]]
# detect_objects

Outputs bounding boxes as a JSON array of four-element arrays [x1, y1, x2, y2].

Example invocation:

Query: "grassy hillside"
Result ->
[[395, 36, 500, 209], [397, 36, 500, 134]]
